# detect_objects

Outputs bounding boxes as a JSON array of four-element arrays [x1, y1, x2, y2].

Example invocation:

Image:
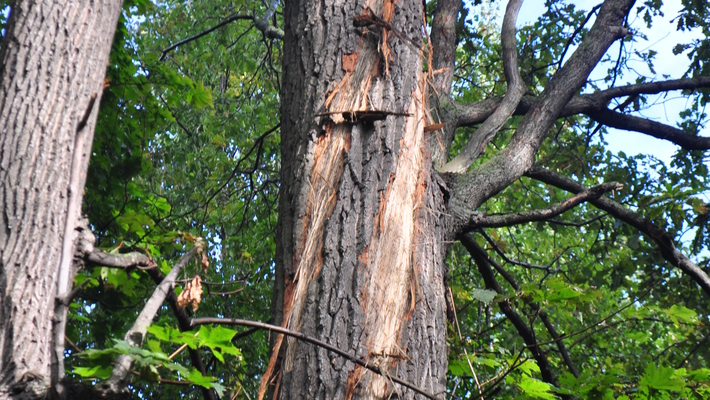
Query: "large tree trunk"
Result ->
[[0, 0, 122, 397], [272, 0, 450, 397]]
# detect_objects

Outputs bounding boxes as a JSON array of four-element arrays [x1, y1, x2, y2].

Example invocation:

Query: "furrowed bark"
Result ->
[[272, 0, 449, 398], [0, 0, 122, 397], [525, 166, 710, 298], [448, 0, 634, 218]]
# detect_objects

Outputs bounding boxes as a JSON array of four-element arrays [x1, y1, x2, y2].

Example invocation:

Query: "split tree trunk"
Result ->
[[0, 0, 122, 397], [273, 0, 450, 397]]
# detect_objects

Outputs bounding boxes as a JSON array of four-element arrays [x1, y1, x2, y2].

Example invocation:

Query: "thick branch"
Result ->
[[587, 108, 710, 150], [440, 0, 525, 173], [448, 0, 633, 219], [525, 166, 710, 298], [459, 234, 559, 387], [189, 318, 440, 400], [462, 182, 621, 231], [452, 77, 710, 150], [103, 247, 199, 392]]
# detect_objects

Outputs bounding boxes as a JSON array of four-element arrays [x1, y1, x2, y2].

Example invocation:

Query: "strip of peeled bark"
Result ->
[[271, 0, 450, 398], [0, 0, 122, 397]]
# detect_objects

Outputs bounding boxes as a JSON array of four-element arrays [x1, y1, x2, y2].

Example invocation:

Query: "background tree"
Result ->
[[0, 0, 122, 398], [2, 0, 710, 399]]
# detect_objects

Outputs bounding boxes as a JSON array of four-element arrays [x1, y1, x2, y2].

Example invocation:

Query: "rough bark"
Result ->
[[272, 0, 450, 398], [0, 0, 122, 397]]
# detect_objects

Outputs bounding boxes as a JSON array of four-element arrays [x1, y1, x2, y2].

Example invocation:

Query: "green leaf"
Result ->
[[72, 365, 113, 379], [518, 376, 557, 399], [640, 364, 686, 392], [187, 368, 226, 396], [197, 325, 240, 362], [189, 81, 213, 109], [663, 305, 697, 323]]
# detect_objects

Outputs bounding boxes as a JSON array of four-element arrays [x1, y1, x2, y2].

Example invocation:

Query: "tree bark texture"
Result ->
[[0, 0, 122, 397], [272, 0, 450, 398]]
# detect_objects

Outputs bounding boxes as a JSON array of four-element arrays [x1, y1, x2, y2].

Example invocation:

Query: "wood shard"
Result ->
[[342, 52, 358, 72], [423, 122, 446, 132]]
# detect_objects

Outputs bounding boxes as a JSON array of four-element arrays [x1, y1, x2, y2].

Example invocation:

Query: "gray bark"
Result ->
[[0, 0, 122, 397], [272, 0, 450, 398]]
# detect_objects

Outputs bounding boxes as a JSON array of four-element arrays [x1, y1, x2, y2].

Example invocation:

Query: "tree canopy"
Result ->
[[4, 0, 710, 398]]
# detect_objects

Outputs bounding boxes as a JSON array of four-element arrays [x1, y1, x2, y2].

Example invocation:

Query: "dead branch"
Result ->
[[102, 247, 199, 393]]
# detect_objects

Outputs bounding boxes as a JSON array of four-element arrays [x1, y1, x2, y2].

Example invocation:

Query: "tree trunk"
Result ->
[[0, 0, 122, 397], [272, 0, 450, 398]]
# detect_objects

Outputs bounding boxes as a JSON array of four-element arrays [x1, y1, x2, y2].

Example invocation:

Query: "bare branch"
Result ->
[[479, 229, 557, 270], [103, 247, 199, 393], [159, 14, 253, 61], [593, 76, 710, 103], [525, 166, 710, 298], [586, 108, 710, 150], [450, 78, 710, 149], [448, 0, 633, 219], [189, 318, 441, 400], [439, 0, 525, 173], [461, 182, 621, 231]]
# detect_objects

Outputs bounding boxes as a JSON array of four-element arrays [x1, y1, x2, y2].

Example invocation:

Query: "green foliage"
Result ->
[[66, 0, 710, 398]]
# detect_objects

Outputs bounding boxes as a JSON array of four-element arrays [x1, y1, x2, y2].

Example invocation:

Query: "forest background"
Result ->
[[1, 0, 710, 398]]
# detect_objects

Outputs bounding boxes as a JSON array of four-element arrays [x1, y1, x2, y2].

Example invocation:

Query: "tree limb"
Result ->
[[586, 108, 710, 150], [525, 166, 710, 298], [189, 318, 441, 400], [86, 250, 151, 269], [439, 0, 525, 173], [461, 182, 621, 231], [448, 0, 633, 219], [103, 247, 199, 393]]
